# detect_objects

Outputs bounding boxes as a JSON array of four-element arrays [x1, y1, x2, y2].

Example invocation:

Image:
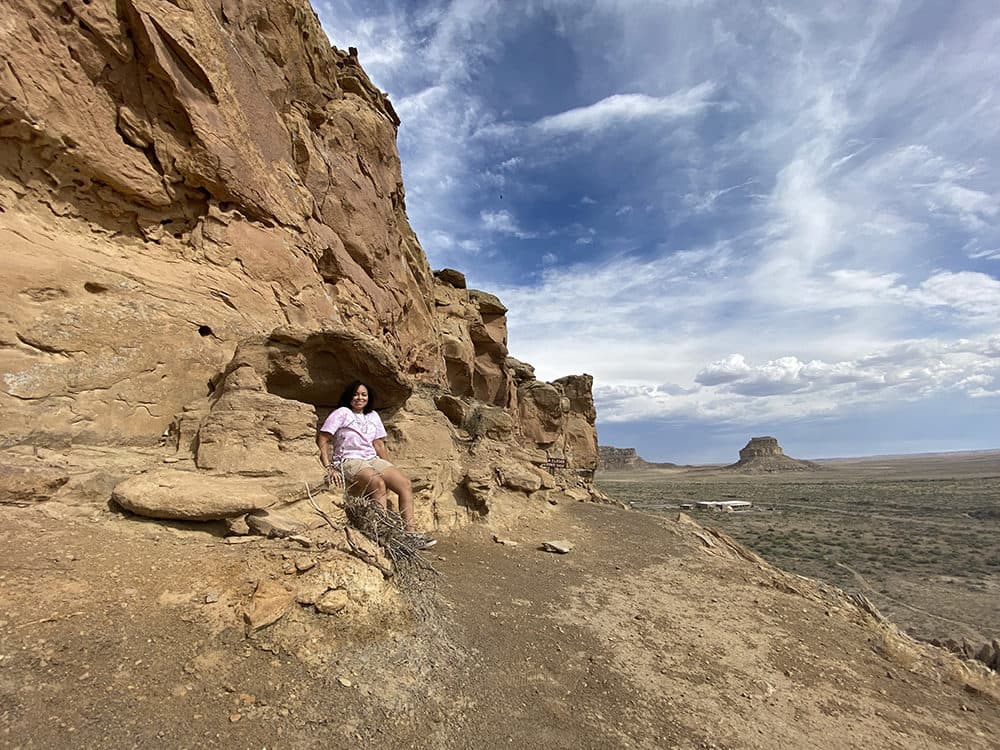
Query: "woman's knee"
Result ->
[[383, 468, 411, 493]]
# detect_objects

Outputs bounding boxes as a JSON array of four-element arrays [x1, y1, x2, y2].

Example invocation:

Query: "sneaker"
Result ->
[[410, 533, 437, 550]]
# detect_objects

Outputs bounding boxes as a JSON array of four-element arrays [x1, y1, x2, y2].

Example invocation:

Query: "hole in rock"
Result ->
[[83, 281, 108, 294], [228, 331, 413, 431], [198, 325, 214, 337]]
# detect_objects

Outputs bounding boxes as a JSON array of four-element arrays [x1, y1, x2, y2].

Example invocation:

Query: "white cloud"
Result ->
[[683, 178, 757, 214], [480, 209, 535, 239], [315, 1, 1000, 454], [594, 337, 1000, 425], [910, 271, 1000, 321], [533, 83, 719, 134], [695, 354, 751, 385], [969, 247, 1000, 261]]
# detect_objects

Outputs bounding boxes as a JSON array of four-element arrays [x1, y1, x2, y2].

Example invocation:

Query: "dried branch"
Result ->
[[344, 526, 394, 578]]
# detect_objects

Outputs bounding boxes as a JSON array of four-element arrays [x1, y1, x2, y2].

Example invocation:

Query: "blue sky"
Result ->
[[315, 0, 1000, 462]]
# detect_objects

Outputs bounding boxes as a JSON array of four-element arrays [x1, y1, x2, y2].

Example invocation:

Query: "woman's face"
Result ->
[[350, 385, 369, 412]]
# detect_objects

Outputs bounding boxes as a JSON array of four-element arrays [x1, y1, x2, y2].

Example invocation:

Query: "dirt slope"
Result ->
[[1, 501, 996, 749]]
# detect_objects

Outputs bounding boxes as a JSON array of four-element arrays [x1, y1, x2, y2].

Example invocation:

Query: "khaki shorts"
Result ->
[[339, 457, 394, 482]]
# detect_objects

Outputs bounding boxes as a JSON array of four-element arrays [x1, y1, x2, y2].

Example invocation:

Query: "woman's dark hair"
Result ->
[[336, 380, 377, 413]]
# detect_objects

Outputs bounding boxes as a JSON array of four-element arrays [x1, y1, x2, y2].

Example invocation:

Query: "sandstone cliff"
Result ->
[[0, 0, 601, 523]]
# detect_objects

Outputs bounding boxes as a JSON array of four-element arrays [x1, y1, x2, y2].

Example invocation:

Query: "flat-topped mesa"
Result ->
[[728, 436, 817, 473], [739, 436, 784, 460], [599, 447, 648, 471], [0, 0, 602, 519]]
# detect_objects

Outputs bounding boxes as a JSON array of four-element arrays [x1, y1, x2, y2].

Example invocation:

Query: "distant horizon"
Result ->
[[598, 441, 1000, 466], [317, 1, 1000, 460]]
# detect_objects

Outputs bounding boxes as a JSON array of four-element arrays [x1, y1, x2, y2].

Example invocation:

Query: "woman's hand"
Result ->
[[326, 464, 345, 490]]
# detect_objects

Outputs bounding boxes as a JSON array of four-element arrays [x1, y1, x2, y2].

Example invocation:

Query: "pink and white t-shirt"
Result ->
[[320, 407, 387, 463]]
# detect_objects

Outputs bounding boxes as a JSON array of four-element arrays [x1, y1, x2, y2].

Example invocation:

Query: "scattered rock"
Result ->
[[243, 580, 295, 633], [294, 558, 316, 573], [295, 583, 327, 606], [246, 509, 307, 539], [225, 515, 250, 536], [541, 540, 574, 554], [204, 593, 219, 604], [492, 534, 519, 547], [315, 589, 350, 615]]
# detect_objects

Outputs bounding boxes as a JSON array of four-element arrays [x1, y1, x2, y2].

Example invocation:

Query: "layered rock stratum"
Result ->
[[727, 436, 818, 473], [0, 0, 601, 524]]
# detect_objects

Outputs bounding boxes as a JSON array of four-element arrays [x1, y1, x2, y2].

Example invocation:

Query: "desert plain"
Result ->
[[597, 449, 1000, 648]]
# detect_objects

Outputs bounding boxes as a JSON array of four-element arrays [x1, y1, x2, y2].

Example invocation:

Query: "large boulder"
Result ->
[[112, 470, 282, 520]]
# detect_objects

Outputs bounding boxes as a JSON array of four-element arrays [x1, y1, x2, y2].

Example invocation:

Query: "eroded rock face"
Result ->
[[0, 0, 602, 523], [739, 437, 784, 460]]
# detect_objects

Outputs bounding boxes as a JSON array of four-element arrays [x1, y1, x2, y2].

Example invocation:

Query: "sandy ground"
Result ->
[[1, 499, 997, 749]]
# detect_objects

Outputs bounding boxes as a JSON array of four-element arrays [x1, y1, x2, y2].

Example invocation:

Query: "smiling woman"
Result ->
[[317, 379, 434, 546]]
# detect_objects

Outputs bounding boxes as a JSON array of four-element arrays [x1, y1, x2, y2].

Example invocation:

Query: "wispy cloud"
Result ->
[[534, 83, 719, 134], [480, 209, 536, 239], [314, 0, 1000, 457]]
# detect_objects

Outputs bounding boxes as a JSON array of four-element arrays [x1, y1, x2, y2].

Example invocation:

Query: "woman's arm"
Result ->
[[317, 431, 333, 468], [373, 438, 388, 460]]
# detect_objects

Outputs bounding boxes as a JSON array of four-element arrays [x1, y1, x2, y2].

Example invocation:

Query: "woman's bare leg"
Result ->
[[349, 468, 386, 507], [380, 467, 414, 529]]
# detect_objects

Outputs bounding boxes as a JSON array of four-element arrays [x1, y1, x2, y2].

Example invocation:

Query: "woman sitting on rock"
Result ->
[[318, 380, 432, 544]]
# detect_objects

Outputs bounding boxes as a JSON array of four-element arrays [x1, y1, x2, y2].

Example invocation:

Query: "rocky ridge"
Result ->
[[0, 0, 602, 532]]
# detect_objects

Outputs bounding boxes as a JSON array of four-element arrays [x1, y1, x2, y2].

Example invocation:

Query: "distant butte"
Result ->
[[726, 436, 818, 472], [598, 446, 677, 471]]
